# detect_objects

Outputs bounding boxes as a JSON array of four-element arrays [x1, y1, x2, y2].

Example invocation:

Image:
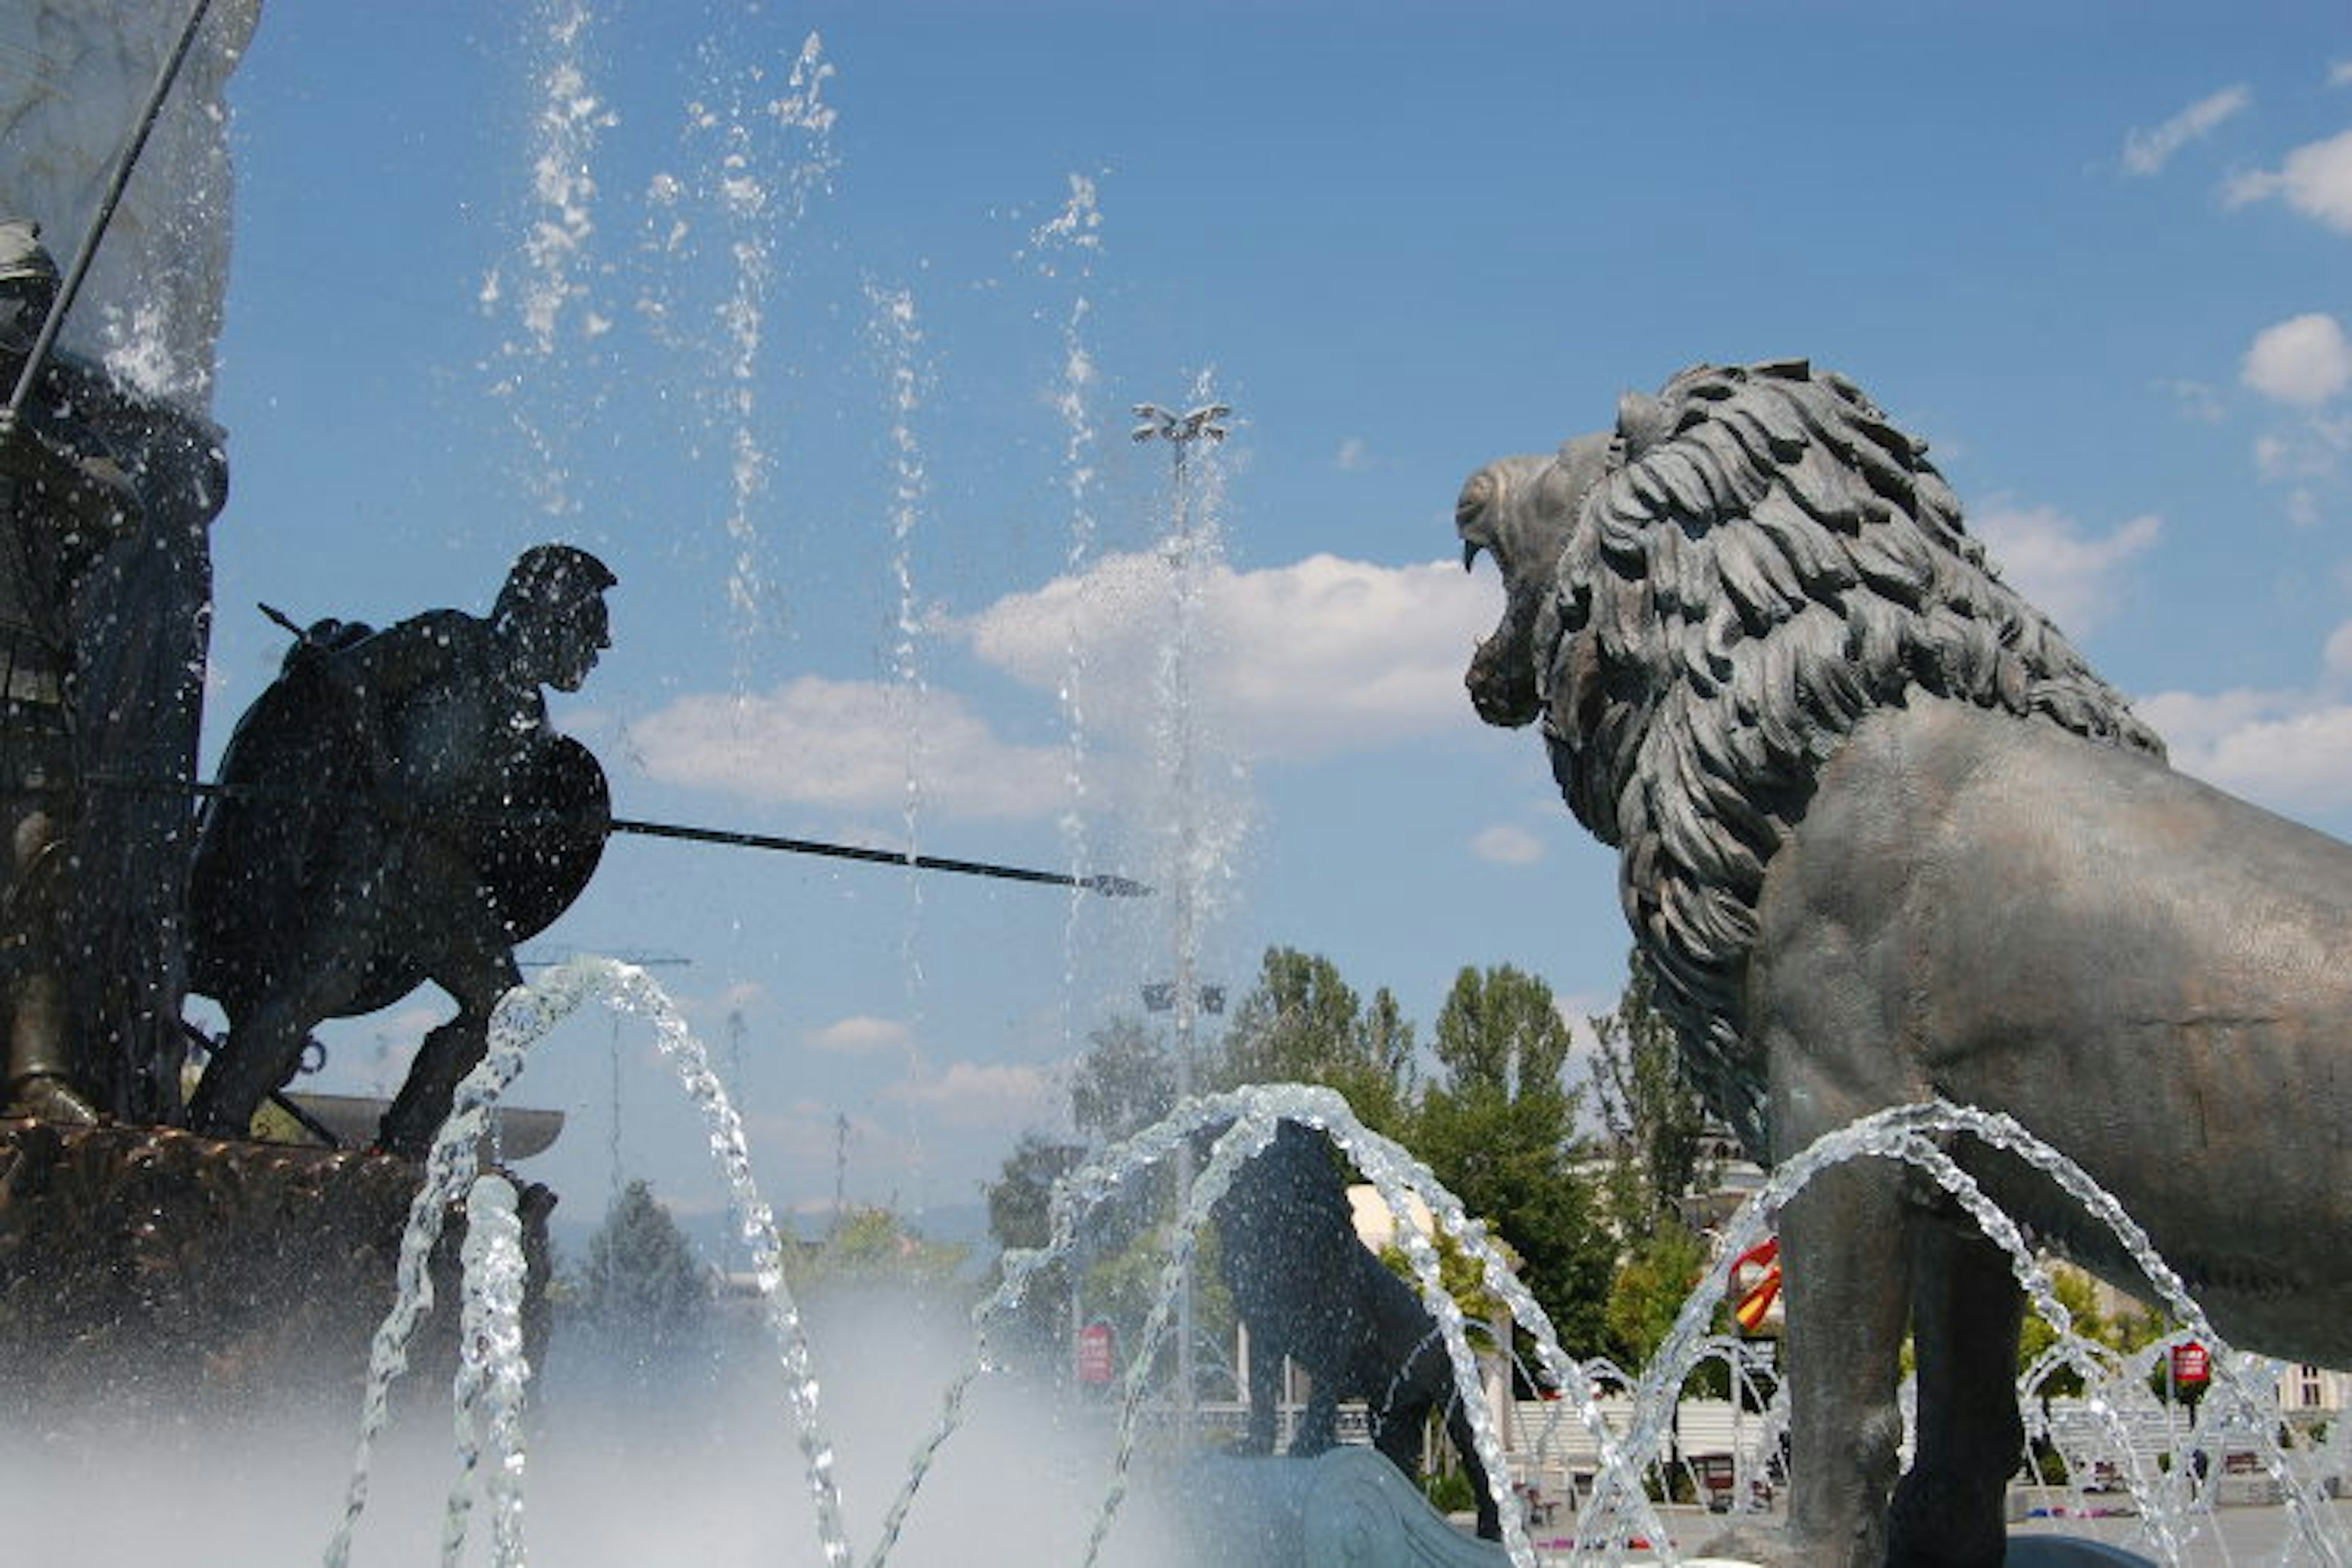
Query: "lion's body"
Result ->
[[1458, 360, 2352, 1565], [1762, 698, 2352, 1351], [1213, 1121, 1502, 1540]]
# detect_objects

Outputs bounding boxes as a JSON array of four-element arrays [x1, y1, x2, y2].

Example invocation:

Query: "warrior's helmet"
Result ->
[[0, 219, 59, 290], [0, 220, 59, 359]]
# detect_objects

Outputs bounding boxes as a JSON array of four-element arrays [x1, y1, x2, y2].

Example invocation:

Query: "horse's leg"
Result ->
[[1781, 1155, 1913, 1568], [1887, 1214, 2024, 1567]]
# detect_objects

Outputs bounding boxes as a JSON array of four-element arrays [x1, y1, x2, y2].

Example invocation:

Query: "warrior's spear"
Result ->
[[219, 597, 1153, 897], [4, 0, 219, 422], [94, 770, 1151, 898]]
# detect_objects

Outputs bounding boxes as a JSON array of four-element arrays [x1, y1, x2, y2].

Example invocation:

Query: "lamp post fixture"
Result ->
[[1132, 394, 1231, 1443], [1130, 401, 1230, 448]]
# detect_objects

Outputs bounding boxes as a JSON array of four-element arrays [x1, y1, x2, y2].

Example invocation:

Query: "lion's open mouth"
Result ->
[[1466, 627, 1540, 728]]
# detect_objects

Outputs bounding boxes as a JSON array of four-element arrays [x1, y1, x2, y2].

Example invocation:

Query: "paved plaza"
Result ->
[[1563, 1499, 2352, 1565]]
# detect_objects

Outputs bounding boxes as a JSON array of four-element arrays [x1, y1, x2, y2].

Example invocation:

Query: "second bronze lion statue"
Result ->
[[1212, 1118, 1502, 1541], [1459, 358, 2352, 1567]]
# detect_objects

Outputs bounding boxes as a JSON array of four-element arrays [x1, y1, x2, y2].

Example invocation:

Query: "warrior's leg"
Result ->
[[187, 870, 386, 1139], [2, 788, 95, 1123], [1887, 1213, 2026, 1568], [186, 952, 368, 1139], [378, 924, 521, 1159]]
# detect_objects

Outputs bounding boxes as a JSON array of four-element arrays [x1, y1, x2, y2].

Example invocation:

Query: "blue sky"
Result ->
[[193, 1, 2352, 1238]]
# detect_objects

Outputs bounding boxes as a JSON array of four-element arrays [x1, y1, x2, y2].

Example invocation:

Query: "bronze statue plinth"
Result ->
[[0, 1117, 554, 1420]]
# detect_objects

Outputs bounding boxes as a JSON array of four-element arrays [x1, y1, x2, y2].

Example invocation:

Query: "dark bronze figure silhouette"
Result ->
[[1213, 1119, 1502, 1541], [0, 218, 145, 1126], [186, 545, 614, 1156]]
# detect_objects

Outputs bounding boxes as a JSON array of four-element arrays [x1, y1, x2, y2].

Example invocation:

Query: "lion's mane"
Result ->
[[1540, 360, 2164, 1151]]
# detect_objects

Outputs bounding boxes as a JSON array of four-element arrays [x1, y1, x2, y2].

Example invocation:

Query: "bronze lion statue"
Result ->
[[1459, 358, 2352, 1566], [1212, 1119, 1501, 1540]]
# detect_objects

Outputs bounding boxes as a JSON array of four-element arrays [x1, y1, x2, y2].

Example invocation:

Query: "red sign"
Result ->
[[1077, 1321, 1116, 1385], [2171, 1343, 2211, 1385]]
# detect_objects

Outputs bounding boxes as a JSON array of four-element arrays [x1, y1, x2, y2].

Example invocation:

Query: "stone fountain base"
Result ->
[[1174, 1447, 1509, 1566], [0, 1117, 554, 1421]]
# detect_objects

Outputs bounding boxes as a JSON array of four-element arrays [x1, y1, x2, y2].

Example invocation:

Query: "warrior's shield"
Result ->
[[187, 629, 610, 1018]]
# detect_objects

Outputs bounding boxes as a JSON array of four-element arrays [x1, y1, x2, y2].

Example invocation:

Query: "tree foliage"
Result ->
[[2017, 1262, 2162, 1404], [576, 1177, 713, 1369], [1586, 951, 1714, 1240], [792, 1204, 969, 1291], [983, 947, 1749, 1386], [1415, 963, 1617, 1359], [987, 1131, 1085, 1255], [982, 1132, 1085, 1361], [1210, 946, 1416, 1137], [1601, 1220, 1715, 1373], [1070, 1014, 1177, 1144]]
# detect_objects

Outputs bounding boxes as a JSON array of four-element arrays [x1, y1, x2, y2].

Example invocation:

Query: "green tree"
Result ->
[[2017, 1262, 2161, 1403], [1210, 946, 1416, 1137], [1070, 1014, 1177, 1144], [1416, 963, 1617, 1360], [982, 1132, 1086, 1363], [1601, 1220, 1716, 1373], [987, 1131, 1085, 1254], [1587, 951, 1714, 1240], [792, 1204, 968, 1291], [576, 1178, 714, 1371]]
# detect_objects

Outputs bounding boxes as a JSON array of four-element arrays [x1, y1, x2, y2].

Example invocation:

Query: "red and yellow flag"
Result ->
[[1731, 1236, 1781, 1333]]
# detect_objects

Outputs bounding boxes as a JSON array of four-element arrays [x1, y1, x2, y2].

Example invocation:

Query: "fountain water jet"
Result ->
[[326, 957, 852, 1568]]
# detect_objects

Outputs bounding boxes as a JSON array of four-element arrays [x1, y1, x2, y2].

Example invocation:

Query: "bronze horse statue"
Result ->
[[1458, 358, 2352, 1566]]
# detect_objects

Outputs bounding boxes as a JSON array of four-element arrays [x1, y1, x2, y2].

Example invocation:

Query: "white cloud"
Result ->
[[625, 676, 1071, 820], [881, 1060, 1056, 1128], [2226, 127, 2352, 233], [960, 549, 1496, 764], [2242, 313, 2352, 407], [1469, 823, 1547, 866], [805, 1014, 913, 1056], [2139, 685, 2352, 813], [1969, 503, 2163, 637], [2136, 627, 2352, 815], [2122, 85, 2250, 175], [628, 550, 1504, 836], [2332, 62, 2352, 89]]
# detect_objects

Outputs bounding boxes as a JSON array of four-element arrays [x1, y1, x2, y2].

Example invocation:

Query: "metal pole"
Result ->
[[1170, 431, 1199, 1444], [1130, 398, 1227, 1446], [7, 0, 217, 422]]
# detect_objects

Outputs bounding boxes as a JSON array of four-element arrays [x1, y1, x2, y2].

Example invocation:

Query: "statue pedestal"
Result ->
[[1686, 1517, 2158, 1567], [0, 1117, 554, 1420], [1173, 1448, 1507, 1567]]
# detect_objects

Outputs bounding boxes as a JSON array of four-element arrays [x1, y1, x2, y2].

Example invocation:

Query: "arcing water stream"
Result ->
[[323, 955, 2352, 1567]]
